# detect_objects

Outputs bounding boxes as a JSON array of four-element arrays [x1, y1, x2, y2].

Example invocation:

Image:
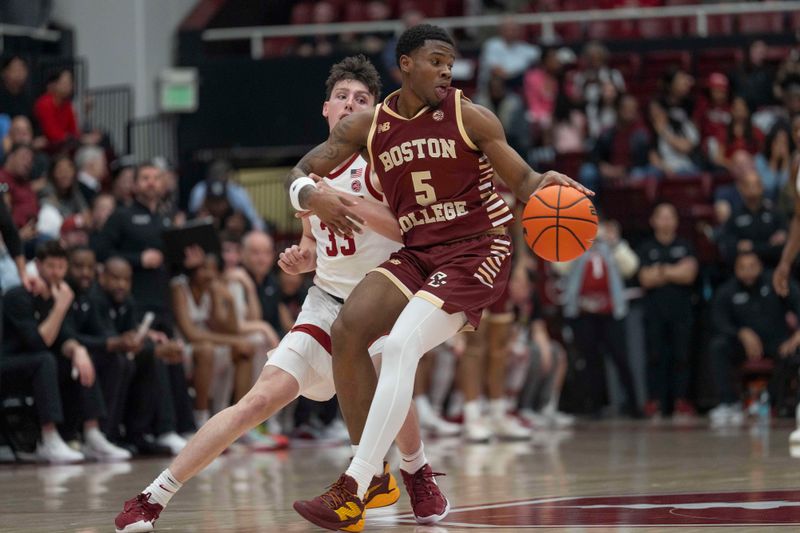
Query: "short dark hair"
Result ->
[[46, 68, 71, 85], [325, 55, 382, 101], [1, 55, 27, 71], [395, 24, 455, 67], [105, 255, 132, 272], [67, 244, 94, 261], [36, 240, 67, 261], [134, 162, 160, 181]]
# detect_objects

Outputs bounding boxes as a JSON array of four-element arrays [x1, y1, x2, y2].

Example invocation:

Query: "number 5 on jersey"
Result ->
[[320, 223, 356, 257], [412, 171, 437, 206]]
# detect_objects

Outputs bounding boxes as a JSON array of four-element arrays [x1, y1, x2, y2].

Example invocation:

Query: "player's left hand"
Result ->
[[534, 171, 594, 197], [279, 245, 313, 275]]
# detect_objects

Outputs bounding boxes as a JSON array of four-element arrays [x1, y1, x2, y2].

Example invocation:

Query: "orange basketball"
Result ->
[[522, 185, 598, 262]]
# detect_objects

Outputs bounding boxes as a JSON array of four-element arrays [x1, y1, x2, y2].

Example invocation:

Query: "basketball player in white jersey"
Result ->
[[115, 55, 448, 533]]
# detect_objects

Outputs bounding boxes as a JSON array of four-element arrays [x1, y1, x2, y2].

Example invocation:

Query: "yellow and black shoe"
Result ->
[[364, 461, 400, 509], [293, 474, 365, 532]]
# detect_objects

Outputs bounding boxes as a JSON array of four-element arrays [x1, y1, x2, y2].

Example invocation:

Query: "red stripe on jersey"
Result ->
[[363, 161, 383, 202], [291, 324, 332, 355], [327, 153, 360, 179]]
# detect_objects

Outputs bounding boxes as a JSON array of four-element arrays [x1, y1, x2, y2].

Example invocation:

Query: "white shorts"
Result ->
[[266, 286, 386, 402]]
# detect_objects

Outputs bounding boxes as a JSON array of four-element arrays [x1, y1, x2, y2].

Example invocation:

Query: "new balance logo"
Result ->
[[377, 121, 391, 133], [334, 502, 362, 520]]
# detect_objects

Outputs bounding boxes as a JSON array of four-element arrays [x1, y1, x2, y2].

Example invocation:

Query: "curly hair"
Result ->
[[395, 23, 454, 66], [325, 55, 382, 101]]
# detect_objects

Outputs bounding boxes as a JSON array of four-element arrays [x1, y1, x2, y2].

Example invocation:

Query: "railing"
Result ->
[[202, 1, 800, 59], [128, 115, 177, 165], [85, 85, 132, 156]]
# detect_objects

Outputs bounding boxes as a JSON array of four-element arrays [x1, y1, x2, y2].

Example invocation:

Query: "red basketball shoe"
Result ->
[[114, 493, 163, 533], [401, 464, 450, 524], [293, 474, 365, 532]]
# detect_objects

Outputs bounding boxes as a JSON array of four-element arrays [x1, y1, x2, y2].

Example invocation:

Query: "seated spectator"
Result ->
[[3, 115, 49, 178], [75, 145, 107, 205], [508, 265, 574, 428], [479, 18, 540, 92], [731, 40, 776, 112], [718, 169, 786, 268], [694, 72, 731, 158], [195, 177, 252, 237], [33, 69, 77, 150], [474, 72, 529, 156], [756, 120, 794, 203], [36, 155, 89, 239], [188, 160, 264, 231], [241, 230, 282, 336], [0, 143, 39, 250], [649, 68, 701, 176], [551, 92, 587, 155], [554, 218, 641, 416], [579, 94, 653, 191], [110, 160, 135, 207], [0, 56, 33, 120], [171, 250, 256, 428], [709, 251, 800, 425], [59, 214, 90, 249], [2, 240, 130, 461], [637, 203, 699, 419], [712, 96, 764, 170], [295, 1, 339, 57], [524, 46, 563, 140], [573, 41, 626, 140], [713, 150, 755, 225], [93, 256, 187, 455]]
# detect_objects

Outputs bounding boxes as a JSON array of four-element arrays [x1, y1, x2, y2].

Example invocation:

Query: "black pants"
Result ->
[[124, 352, 183, 438], [571, 314, 639, 414], [91, 351, 135, 440], [710, 334, 782, 405], [294, 397, 339, 429], [57, 353, 107, 441], [645, 310, 692, 410], [0, 351, 63, 426]]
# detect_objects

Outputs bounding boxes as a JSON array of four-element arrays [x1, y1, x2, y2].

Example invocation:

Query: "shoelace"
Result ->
[[320, 477, 355, 509], [411, 471, 446, 503], [124, 493, 159, 517]]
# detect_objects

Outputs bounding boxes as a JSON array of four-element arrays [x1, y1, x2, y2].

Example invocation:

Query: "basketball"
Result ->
[[522, 185, 598, 262]]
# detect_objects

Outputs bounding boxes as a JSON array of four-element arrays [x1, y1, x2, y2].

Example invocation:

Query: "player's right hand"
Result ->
[[279, 245, 312, 275], [773, 261, 791, 297], [306, 185, 365, 237]]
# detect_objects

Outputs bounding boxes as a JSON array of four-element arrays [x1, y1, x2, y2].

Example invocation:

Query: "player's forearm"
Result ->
[[297, 235, 318, 273], [779, 215, 800, 268], [349, 199, 402, 243], [513, 170, 543, 203]]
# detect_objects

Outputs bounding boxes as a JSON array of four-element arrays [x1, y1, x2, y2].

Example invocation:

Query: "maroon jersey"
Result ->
[[368, 87, 513, 248]]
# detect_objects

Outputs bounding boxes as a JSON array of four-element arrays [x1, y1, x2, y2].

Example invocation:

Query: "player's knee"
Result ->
[[382, 334, 422, 375], [331, 314, 366, 357], [238, 389, 273, 422]]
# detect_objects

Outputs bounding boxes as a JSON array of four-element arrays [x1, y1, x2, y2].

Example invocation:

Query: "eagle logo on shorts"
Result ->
[[432, 110, 445, 121]]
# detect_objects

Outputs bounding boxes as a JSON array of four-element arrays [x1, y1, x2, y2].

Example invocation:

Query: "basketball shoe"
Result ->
[[401, 463, 450, 524], [365, 461, 400, 509], [115, 493, 162, 533], [293, 474, 365, 532]]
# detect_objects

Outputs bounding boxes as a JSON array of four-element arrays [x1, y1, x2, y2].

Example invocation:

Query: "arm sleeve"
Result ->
[[0, 196, 21, 258], [3, 289, 47, 352], [93, 210, 142, 267]]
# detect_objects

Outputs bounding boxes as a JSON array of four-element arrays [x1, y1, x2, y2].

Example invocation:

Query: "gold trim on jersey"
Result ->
[[416, 290, 444, 308], [380, 89, 430, 121], [455, 89, 480, 151], [366, 105, 381, 180], [372, 267, 413, 300]]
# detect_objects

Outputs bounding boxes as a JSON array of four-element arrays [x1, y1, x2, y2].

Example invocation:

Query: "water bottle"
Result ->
[[757, 391, 770, 424]]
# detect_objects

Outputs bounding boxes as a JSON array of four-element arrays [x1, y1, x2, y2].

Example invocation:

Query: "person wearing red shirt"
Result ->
[[33, 69, 79, 149], [0, 143, 38, 235]]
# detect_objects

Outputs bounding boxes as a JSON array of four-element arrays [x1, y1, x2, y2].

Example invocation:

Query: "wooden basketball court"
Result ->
[[2, 420, 799, 532]]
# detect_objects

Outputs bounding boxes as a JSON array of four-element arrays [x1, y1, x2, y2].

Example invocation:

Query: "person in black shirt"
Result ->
[[241, 230, 282, 335], [94, 256, 187, 455], [94, 162, 195, 435], [0, 56, 33, 120], [3, 241, 129, 461], [709, 251, 800, 425], [718, 170, 787, 268], [637, 203, 699, 418]]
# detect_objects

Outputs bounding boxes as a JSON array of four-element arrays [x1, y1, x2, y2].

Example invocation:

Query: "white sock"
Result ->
[[345, 457, 377, 500], [85, 426, 107, 447], [194, 409, 209, 427], [464, 400, 482, 424], [350, 298, 464, 499], [489, 398, 507, 420], [400, 442, 427, 474], [351, 444, 359, 456], [144, 469, 183, 507]]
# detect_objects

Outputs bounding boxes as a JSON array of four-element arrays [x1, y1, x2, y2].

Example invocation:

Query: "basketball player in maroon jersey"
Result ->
[[287, 24, 590, 531]]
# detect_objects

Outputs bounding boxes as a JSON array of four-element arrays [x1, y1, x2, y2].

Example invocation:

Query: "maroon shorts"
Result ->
[[373, 232, 513, 328]]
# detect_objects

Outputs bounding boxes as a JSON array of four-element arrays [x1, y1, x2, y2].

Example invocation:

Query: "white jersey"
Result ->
[[310, 154, 400, 300]]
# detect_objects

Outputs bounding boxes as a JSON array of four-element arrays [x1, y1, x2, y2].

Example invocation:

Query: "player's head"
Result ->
[[395, 24, 455, 107], [734, 251, 761, 287], [67, 245, 96, 293], [650, 202, 678, 236], [35, 240, 68, 287], [323, 55, 381, 132], [101, 256, 133, 304]]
